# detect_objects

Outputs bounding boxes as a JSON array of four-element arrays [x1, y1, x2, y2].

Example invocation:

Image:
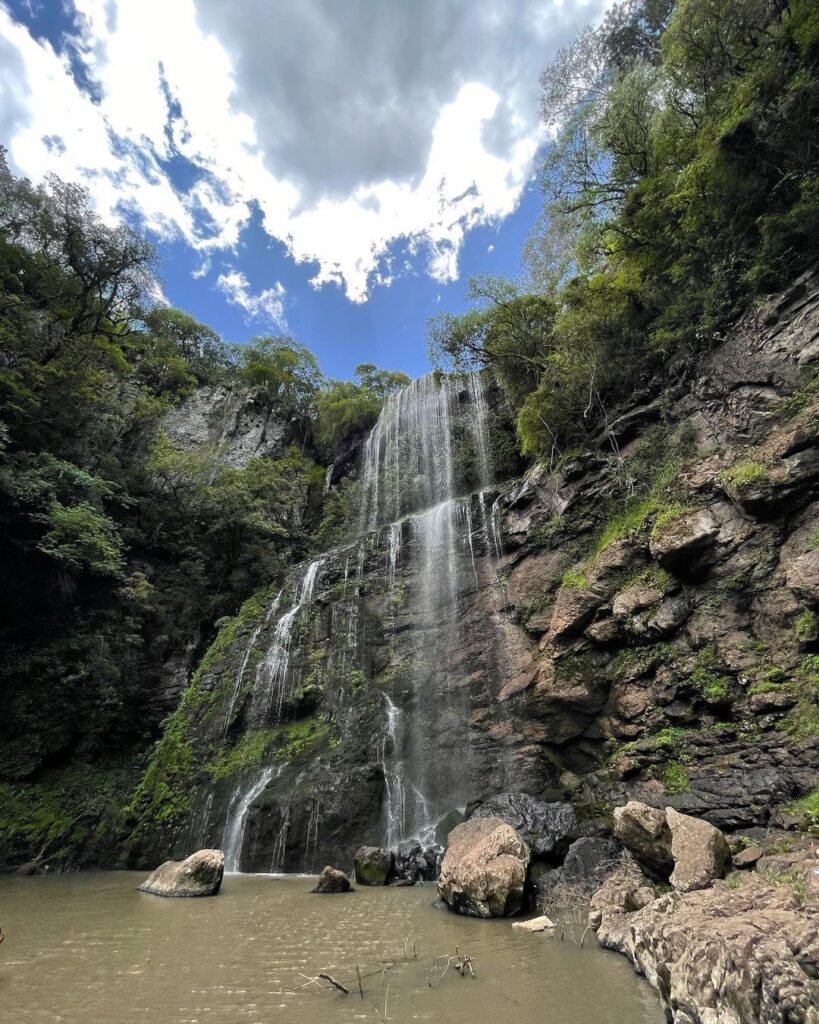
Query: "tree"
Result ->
[[235, 336, 323, 417]]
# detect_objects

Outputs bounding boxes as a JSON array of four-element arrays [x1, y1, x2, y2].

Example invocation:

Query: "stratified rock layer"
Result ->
[[438, 816, 530, 918], [138, 849, 224, 897]]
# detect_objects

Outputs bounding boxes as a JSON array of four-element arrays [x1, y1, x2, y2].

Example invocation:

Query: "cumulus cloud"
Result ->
[[0, 0, 609, 301], [216, 270, 287, 329]]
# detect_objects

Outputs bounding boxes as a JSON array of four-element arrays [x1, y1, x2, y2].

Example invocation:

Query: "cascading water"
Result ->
[[198, 370, 501, 871], [358, 372, 496, 843], [249, 559, 322, 726], [222, 765, 279, 871], [217, 559, 323, 871]]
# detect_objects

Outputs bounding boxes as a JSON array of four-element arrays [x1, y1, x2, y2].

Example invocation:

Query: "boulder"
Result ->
[[612, 586, 663, 619], [471, 793, 585, 859], [588, 859, 657, 929], [667, 807, 731, 893], [354, 845, 394, 885], [312, 865, 352, 893], [613, 801, 674, 878], [138, 849, 224, 897], [649, 509, 720, 577], [537, 836, 622, 904], [546, 587, 603, 643], [733, 846, 764, 869], [437, 816, 530, 918], [591, 871, 819, 1024]]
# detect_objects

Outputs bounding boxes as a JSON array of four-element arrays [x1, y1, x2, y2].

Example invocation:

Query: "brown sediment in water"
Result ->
[[0, 872, 663, 1024]]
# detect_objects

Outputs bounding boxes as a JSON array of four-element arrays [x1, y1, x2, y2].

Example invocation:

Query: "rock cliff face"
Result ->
[[129, 273, 819, 871], [163, 383, 306, 467], [493, 271, 819, 830]]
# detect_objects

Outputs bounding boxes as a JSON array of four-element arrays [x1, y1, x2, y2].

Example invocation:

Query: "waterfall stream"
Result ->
[[206, 371, 498, 870]]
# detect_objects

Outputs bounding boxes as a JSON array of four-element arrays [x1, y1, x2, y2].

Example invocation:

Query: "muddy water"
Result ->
[[0, 872, 663, 1024]]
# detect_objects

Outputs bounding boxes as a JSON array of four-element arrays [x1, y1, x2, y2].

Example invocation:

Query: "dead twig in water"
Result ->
[[428, 945, 477, 986], [296, 972, 350, 995], [371, 984, 390, 1022], [317, 973, 349, 995]]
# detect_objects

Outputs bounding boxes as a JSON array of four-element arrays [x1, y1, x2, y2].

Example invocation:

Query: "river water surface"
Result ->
[[0, 872, 663, 1024]]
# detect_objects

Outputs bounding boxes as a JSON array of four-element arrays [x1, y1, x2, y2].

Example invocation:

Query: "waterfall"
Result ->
[[217, 558, 323, 872], [249, 559, 322, 726], [359, 374, 461, 531], [222, 766, 278, 872], [222, 589, 282, 737], [363, 372, 494, 844], [204, 370, 497, 870]]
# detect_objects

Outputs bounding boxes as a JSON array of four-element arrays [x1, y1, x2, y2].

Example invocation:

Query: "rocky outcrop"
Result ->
[[138, 849, 224, 897], [163, 384, 303, 468], [312, 865, 352, 892], [438, 817, 530, 918], [471, 793, 585, 859], [591, 868, 819, 1024], [667, 807, 731, 892], [614, 802, 674, 878], [354, 846, 394, 886]]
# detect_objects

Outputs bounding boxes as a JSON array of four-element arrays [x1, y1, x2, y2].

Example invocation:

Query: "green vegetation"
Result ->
[[428, 0, 819, 460], [786, 787, 819, 826], [690, 648, 733, 704], [784, 656, 819, 739], [719, 461, 768, 489], [661, 761, 690, 794], [795, 610, 818, 642], [561, 566, 591, 590]]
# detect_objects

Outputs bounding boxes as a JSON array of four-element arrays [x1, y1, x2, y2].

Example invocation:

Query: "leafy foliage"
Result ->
[[0, 152, 403, 831], [431, 0, 819, 459]]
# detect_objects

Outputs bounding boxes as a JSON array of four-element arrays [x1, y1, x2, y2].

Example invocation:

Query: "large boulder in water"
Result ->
[[613, 801, 674, 878], [138, 849, 224, 897], [471, 793, 584, 858], [437, 816, 530, 918], [312, 865, 352, 893], [354, 845, 394, 885], [667, 808, 731, 893]]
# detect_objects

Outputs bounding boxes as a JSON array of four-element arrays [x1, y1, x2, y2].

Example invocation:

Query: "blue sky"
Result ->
[[1, 0, 605, 381]]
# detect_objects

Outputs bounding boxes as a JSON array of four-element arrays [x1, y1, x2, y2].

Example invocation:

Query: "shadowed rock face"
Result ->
[[471, 793, 587, 859], [437, 816, 530, 918], [138, 849, 224, 897]]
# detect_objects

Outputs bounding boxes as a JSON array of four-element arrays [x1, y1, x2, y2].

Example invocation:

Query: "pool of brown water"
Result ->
[[0, 872, 663, 1024]]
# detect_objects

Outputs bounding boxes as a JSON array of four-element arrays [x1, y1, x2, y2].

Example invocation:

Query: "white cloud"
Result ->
[[216, 270, 287, 329], [487, 244, 495, 253], [0, 0, 609, 302]]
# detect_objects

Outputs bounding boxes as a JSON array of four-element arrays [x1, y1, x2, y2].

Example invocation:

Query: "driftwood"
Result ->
[[428, 945, 477, 986]]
